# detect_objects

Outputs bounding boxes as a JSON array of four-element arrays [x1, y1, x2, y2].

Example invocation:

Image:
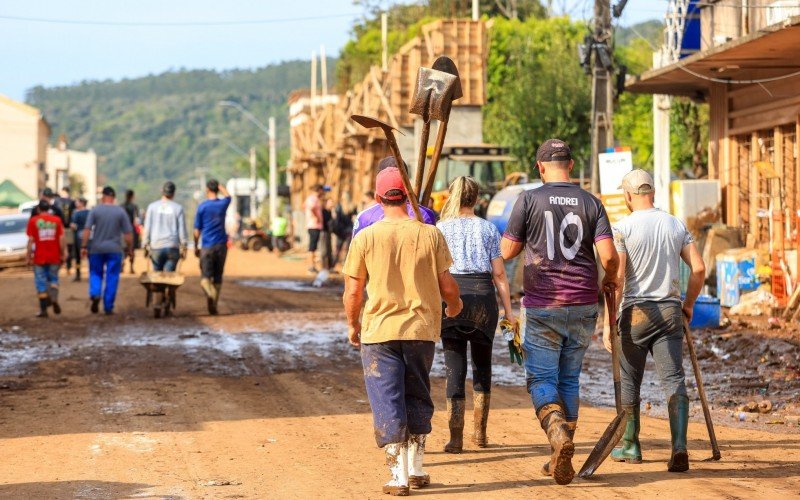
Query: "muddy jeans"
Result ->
[[523, 304, 598, 421], [618, 301, 687, 406], [361, 340, 435, 447]]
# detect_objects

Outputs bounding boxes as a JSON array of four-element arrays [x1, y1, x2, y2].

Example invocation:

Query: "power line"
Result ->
[[675, 64, 800, 85], [0, 12, 361, 27]]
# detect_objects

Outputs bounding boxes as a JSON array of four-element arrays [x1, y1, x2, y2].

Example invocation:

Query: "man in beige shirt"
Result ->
[[343, 166, 462, 496]]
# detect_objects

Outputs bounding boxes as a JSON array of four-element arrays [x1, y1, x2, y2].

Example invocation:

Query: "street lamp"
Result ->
[[207, 134, 249, 159], [208, 133, 258, 220], [217, 100, 278, 225]]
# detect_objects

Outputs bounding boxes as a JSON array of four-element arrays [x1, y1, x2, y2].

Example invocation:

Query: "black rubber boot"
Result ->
[[472, 392, 490, 448], [537, 403, 575, 485], [444, 398, 465, 453], [49, 287, 61, 315], [36, 298, 49, 318], [611, 405, 643, 463], [668, 394, 690, 472]]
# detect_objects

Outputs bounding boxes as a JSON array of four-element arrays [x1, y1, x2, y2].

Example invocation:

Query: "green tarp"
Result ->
[[0, 179, 33, 208]]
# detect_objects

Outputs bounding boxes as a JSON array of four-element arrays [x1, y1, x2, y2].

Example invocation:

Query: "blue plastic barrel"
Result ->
[[689, 294, 720, 329]]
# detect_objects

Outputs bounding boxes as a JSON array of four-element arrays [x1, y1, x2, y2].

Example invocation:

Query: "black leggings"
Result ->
[[442, 336, 493, 399]]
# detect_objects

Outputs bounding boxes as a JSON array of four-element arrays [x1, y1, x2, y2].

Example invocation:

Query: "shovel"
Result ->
[[350, 114, 422, 222], [408, 56, 463, 206], [578, 291, 627, 478], [409, 56, 463, 198], [683, 318, 722, 461]]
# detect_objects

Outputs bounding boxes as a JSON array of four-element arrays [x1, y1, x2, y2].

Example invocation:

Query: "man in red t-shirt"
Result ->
[[26, 200, 65, 318]]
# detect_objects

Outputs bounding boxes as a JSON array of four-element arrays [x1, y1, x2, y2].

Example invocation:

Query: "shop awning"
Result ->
[[626, 16, 800, 97], [0, 179, 33, 208]]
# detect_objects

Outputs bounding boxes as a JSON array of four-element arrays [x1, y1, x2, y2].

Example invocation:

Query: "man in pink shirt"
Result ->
[[304, 184, 325, 272]]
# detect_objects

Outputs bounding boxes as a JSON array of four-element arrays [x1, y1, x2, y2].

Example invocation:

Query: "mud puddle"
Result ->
[[237, 279, 344, 293]]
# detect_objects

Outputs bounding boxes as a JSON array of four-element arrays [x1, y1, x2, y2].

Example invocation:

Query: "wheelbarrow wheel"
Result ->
[[153, 289, 164, 318]]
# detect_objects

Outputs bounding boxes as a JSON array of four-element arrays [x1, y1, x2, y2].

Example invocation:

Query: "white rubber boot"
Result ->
[[408, 434, 430, 489], [382, 442, 409, 496]]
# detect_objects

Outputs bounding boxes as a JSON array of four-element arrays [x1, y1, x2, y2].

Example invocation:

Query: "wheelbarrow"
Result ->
[[140, 256, 185, 318]]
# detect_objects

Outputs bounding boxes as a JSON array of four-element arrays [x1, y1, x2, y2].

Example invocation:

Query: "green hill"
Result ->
[[26, 60, 335, 206]]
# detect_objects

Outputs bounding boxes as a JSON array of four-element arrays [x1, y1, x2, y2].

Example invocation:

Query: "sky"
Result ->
[[0, 0, 663, 102]]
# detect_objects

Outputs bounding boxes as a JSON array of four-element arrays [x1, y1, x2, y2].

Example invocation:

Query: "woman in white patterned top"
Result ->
[[436, 176, 515, 453]]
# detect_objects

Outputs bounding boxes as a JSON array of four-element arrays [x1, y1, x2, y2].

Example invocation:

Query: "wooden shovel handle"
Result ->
[[683, 318, 722, 460], [414, 121, 431, 197], [420, 120, 449, 207], [605, 291, 623, 415], [384, 132, 423, 222]]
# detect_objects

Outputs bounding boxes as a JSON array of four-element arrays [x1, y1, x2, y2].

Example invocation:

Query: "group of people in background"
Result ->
[[25, 178, 233, 318], [303, 183, 357, 274]]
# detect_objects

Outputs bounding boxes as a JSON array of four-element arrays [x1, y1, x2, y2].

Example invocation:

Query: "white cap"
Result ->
[[619, 169, 655, 195]]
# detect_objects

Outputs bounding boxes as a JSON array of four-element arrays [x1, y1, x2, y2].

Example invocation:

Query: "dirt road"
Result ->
[[0, 249, 798, 499]]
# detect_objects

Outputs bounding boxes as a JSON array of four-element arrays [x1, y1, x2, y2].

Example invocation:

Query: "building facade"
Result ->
[[0, 94, 50, 201]]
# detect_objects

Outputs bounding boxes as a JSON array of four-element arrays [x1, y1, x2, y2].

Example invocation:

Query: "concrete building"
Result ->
[[0, 94, 50, 201], [47, 136, 98, 206]]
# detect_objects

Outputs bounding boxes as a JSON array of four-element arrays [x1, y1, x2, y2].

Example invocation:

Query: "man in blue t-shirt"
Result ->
[[193, 179, 231, 315]]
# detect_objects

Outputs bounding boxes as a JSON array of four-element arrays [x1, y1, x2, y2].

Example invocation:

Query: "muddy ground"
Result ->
[[0, 249, 798, 499]]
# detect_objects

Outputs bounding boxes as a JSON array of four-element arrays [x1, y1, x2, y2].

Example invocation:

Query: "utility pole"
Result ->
[[269, 117, 277, 224], [320, 45, 328, 97], [589, 0, 614, 193], [249, 146, 257, 220], [310, 51, 317, 118], [381, 12, 388, 72]]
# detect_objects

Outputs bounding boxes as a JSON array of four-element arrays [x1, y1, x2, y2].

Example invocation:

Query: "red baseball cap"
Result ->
[[375, 167, 407, 201]]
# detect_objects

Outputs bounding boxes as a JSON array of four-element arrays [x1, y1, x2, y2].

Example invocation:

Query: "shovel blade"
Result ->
[[350, 114, 404, 135], [431, 56, 463, 100], [409, 68, 461, 121], [577, 409, 628, 479]]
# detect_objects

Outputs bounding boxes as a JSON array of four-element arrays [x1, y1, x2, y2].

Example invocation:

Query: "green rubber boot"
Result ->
[[611, 405, 642, 464], [668, 394, 689, 472]]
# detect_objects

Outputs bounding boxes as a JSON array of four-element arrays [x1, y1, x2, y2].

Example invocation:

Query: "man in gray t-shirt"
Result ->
[[604, 169, 706, 473], [80, 186, 133, 315], [142, 181, 187, 272]]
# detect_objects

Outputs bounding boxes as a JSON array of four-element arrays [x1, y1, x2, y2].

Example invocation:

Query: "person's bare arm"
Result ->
[[500, 237, 524, 260], [491, 257, 516, 324], [59, 232, 66, 265], [595, 237, 620, 293], [26, 237, 34, 266], [81, 228, 91, 258], [193, 228, 201, 257], [343, 275, 366, 347], [680, 241, 706, 322], [603, 252, 627, 353], [123, 232, 133, 257], [438, 270, 462, 317], [217, 184, 230, 198]]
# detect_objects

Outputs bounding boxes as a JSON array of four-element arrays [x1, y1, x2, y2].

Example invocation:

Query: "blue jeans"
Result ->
[[33, 264, 60, 294], [523, 303, 598, 421], [150, 247, 180, 272], [361, 340, 435, 447], [88, 252, 123, 312]]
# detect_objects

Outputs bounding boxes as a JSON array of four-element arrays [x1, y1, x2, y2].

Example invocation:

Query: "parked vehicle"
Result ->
[[239, 223, 273, 252], [0, 213, 31, 270]]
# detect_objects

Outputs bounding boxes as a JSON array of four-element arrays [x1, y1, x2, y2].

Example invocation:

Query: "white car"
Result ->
[[0, 213, 30, 269]]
